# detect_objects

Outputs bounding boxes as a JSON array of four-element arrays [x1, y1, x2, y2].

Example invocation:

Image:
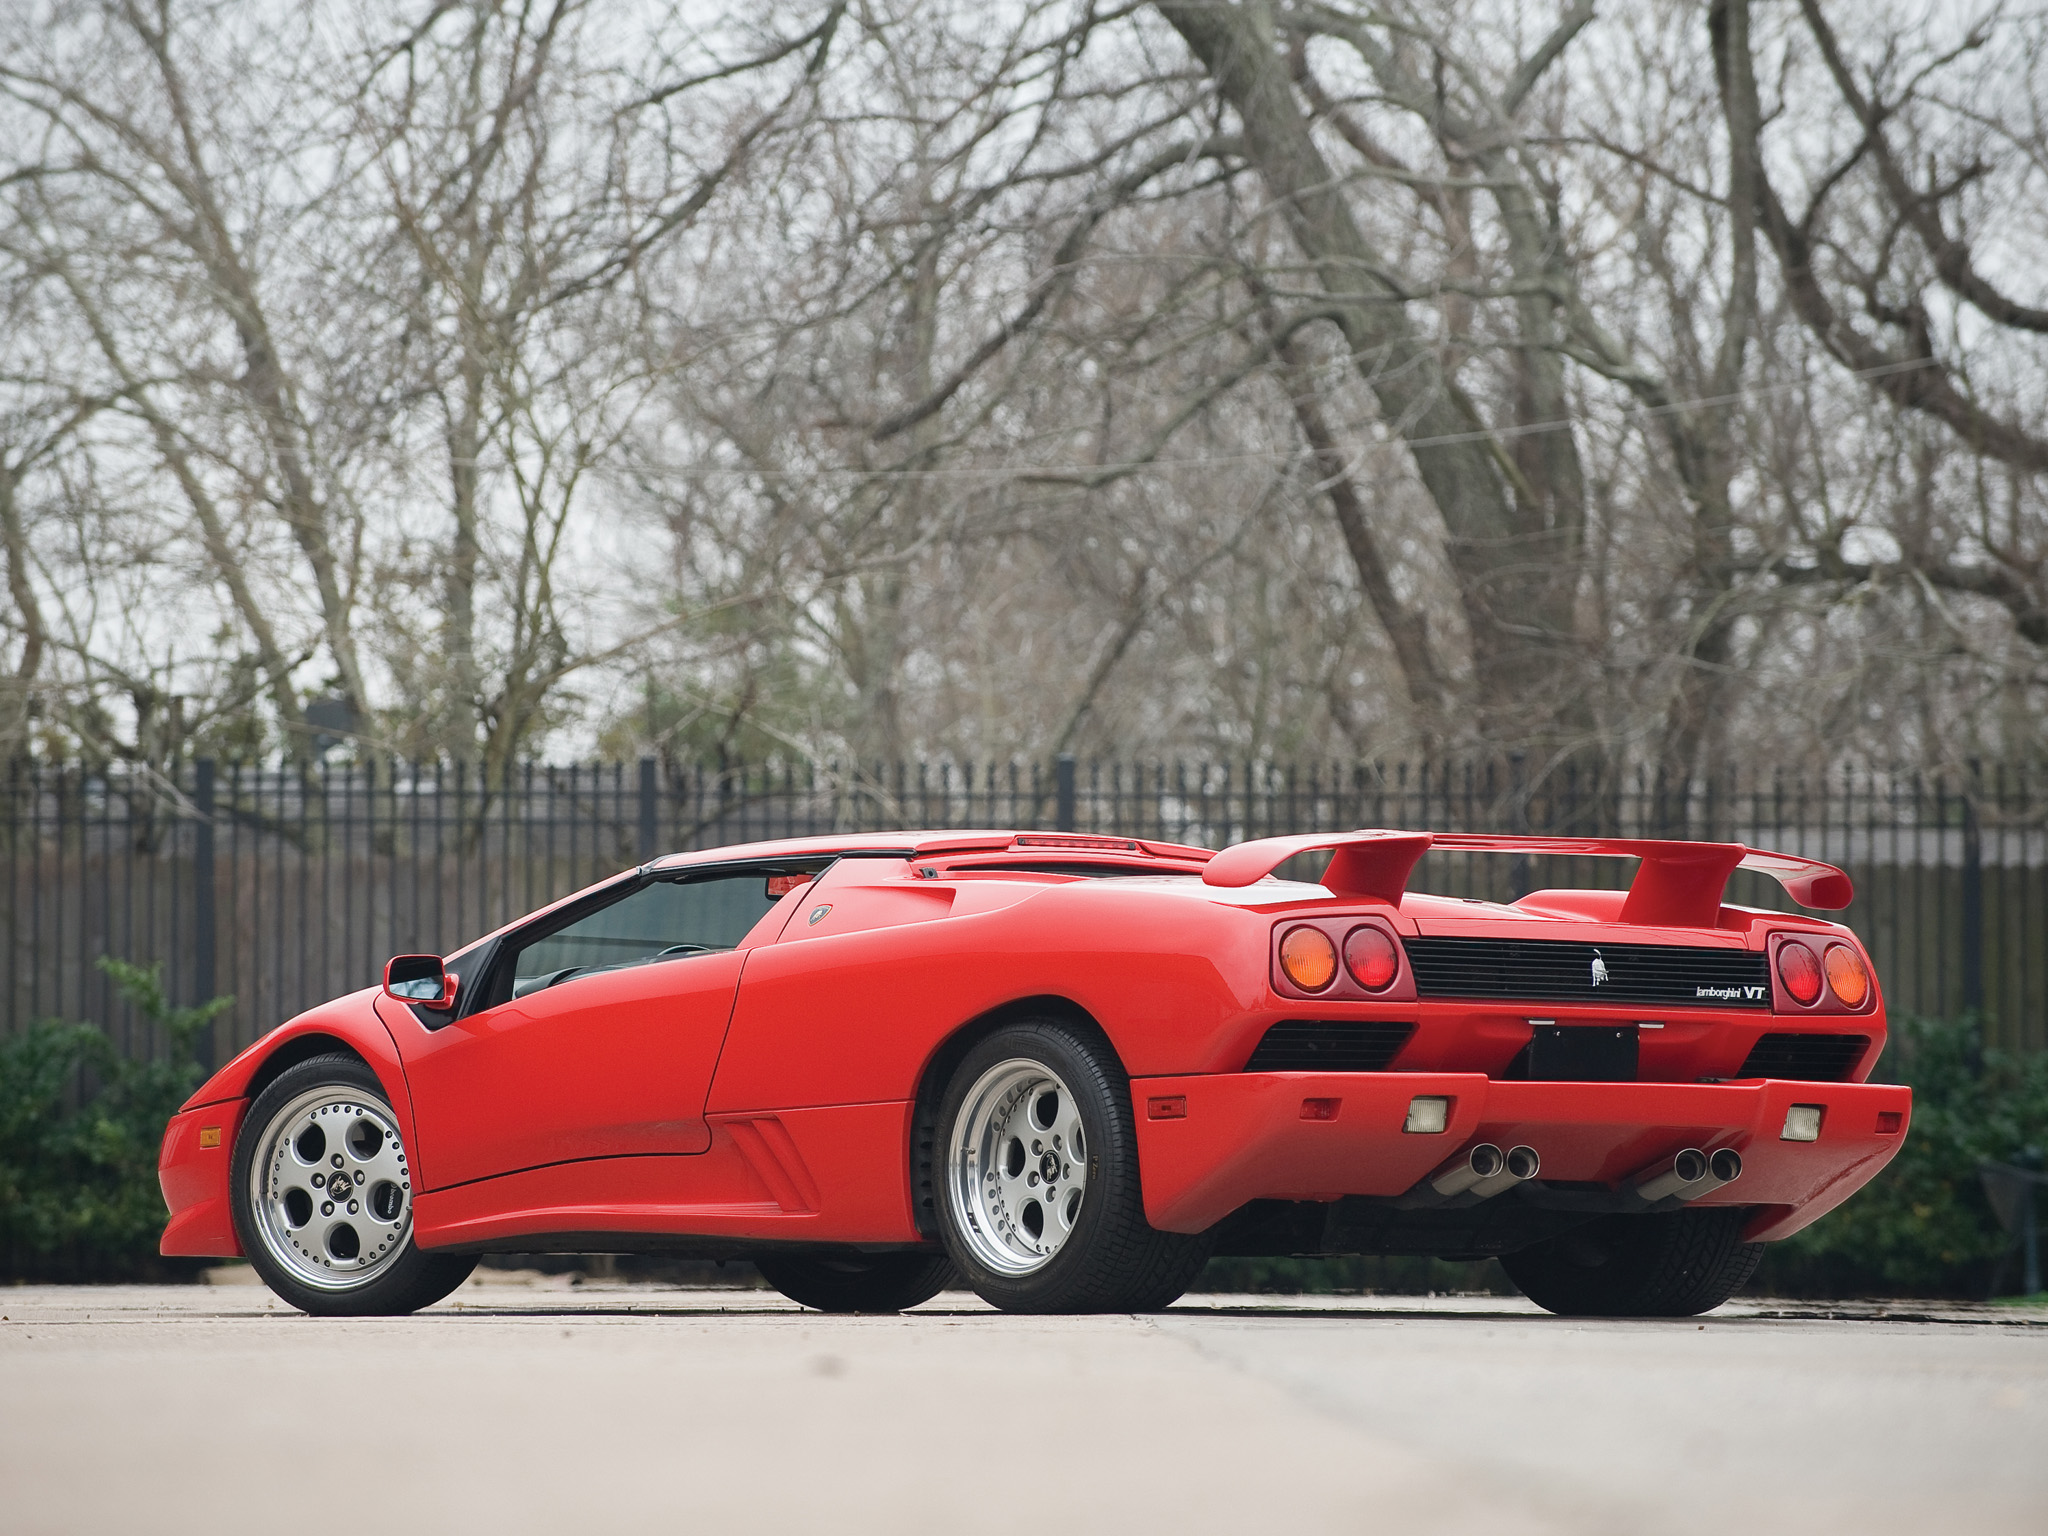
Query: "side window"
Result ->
[[504, 872, 800, 1000]]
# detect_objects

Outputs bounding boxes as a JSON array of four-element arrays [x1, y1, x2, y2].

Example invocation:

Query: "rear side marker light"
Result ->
[[1777, 941, 1823, 1005], [1147, 1096, 1187, 1120], [1824, 944, 1870, 1008], [1279, 925, 1339, 991], [1300, 1098, 1341, 1121], [1782, 1104, 1824, 1142], [1876, 1111, 1903, 1134], [1343, 926, 1399, 991], [1404, 1096, 1450, 1135]]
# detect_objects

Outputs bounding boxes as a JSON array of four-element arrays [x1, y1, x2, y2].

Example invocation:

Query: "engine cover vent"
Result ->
[[1403, 937, 1770, 1009]]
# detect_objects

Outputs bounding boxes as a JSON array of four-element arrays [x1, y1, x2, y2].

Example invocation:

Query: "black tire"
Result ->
[[932, 1020, 1211, 1313], [753, 1251, 955, 1312], [231, 1052, 476, 1317], [1500, 1207, 1765, 1318]]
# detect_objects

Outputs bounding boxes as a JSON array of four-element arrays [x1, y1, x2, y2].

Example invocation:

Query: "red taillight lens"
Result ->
[[1824, 943, 1870, 1008], [1777, 940, 1823, 1005], [1344, 926, 1400, 991], [1279, 925, 1339, 991]]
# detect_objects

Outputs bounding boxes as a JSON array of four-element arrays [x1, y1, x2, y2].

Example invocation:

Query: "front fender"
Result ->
[[159, 988, 419, 1258]]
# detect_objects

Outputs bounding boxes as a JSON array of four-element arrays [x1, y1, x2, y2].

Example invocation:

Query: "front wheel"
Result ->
[[1500, 1207, 1764, 1317], [753, 1251, 955, 1312], [933, 1021, 1210, 1313], [231, 1053, 475, 1316]]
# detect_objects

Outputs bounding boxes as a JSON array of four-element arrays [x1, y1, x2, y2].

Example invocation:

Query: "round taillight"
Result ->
[[1824, 943, 1870, 1008], [1777, 940, 1823, 1005], [1279, 925, 1339, 991], [1344, 926, 1399, 991]]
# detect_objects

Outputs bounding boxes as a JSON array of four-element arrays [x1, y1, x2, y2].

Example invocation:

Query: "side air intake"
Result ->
[[1245, 1020, 1415, 1073]]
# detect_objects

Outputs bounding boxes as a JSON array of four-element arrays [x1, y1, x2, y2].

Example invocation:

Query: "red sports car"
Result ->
[[158, 828, 1909, 1317]]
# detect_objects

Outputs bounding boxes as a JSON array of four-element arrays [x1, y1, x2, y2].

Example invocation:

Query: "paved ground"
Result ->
[[4, 1273, 2045, 1535]]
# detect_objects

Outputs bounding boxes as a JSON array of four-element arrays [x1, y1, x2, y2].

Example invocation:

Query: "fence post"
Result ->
[[192, 758, 217, 1071], [637, 756, 658, 862], [1055, 754, 1077, 833], [1961, 787, 1985, 1019], [1509, 752, 1531, 899]]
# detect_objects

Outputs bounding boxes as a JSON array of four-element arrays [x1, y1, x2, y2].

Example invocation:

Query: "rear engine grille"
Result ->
[[1737, 1032, 1870, 1082], [1402, 936, 1770, 1009], [1245, 1020, 1415, 1072]]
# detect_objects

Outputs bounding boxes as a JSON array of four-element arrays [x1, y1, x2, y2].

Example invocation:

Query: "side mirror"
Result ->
[[384, 954, 455, 1010]]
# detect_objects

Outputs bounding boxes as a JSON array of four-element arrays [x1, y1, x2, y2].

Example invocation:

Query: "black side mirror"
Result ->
[[384, 954, 454, 1010]]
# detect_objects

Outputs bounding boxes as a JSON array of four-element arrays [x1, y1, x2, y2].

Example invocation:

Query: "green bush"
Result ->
[[1755, 1014, 2048, 1299], [0, 960, 232, 1282]]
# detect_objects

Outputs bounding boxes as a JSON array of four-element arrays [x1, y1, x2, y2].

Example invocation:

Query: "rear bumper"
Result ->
[[1131, 1073, 1910, 1242], [158, 1100, 247, 1258]]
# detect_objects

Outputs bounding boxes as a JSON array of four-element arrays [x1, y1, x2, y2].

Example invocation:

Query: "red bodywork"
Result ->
[[161, 829, 1909, 1262]]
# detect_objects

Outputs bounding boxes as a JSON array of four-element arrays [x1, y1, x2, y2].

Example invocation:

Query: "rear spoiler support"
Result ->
[[1201, 830, 1852, 925]]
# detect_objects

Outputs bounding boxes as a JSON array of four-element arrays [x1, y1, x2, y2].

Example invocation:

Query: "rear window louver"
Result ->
[[1402, 936, 1771, 1009], [1245, 1020, 1415, 1072], [1737, 1032, 1870, 1082]]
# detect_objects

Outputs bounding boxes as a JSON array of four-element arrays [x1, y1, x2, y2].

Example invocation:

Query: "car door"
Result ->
[[398, 868, 800, 1190]]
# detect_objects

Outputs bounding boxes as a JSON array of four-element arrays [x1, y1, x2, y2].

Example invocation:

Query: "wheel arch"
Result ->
[[199, 997, 424, 1184], [907, 994, 1120, 1238], [243, 1032, 373, 1105]]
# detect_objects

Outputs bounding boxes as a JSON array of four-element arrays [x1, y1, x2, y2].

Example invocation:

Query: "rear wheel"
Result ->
[[231, 1053, 475, 1316], [933, 1020, 1210, 1313], [1500, 1207, 1764, 1317], [753, 1251, 954, 1312]]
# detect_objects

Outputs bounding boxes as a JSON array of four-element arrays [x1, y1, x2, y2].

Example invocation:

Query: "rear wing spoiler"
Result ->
[[1202, 830, 1852, 927]]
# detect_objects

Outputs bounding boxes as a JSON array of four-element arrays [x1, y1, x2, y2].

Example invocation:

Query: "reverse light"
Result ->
[[1279, 925, 1339, 991], [1344, 926, 1400, 991], [1824, 943, 1870, 1008], [1782, 1104, 1824, 1142], [1404, 1095, 1451, 1134], [1776, 940, 1823, 1006]]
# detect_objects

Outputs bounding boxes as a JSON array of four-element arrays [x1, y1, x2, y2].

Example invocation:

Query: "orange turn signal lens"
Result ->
[[1344, 926, 1400, 991], [1279, 925, 1339, 991], [1824, 943, 1870, 1008], [1776, 940, 1823, 1005]]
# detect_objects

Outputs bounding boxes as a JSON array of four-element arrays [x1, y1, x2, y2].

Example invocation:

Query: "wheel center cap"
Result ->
[[1039, 1151, 1060, 1183]]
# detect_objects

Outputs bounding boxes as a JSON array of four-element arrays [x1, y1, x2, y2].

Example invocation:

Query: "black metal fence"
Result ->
[[5, 757, 2044, 1065]]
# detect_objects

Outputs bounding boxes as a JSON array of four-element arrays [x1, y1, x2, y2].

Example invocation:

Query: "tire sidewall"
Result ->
[[231, 1053, 468, 1316], [1501, 1208, 1758, 1318], [932, 1021, 1130, 1308]]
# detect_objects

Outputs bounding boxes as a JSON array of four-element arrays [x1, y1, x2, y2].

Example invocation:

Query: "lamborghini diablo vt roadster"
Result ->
[[158, 828, 1909, 1317]]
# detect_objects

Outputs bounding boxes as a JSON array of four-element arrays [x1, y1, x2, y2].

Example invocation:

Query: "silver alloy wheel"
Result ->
[[946, 1058, 1090, 1277], [248, 1086, 414, 1291]]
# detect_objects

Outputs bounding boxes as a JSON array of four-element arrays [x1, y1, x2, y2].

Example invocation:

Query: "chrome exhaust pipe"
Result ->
[[1468, 1144, 1540, 1200], [1689, 1147, 1743, 1197], [1632, 1146, 1744, 1203], [1430, 1143, 1504, 1197], [1632, 1148, 1710, 1203]]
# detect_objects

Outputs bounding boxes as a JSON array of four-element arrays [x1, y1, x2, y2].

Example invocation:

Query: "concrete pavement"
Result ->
[[3, 1273, 2043, 1535]]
